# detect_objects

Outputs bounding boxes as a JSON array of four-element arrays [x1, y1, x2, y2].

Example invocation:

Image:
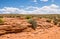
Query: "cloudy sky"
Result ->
[[0, 0, 60, 14]]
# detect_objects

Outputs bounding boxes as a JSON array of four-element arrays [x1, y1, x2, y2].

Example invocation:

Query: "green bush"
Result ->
[[25, 16, 32, 19], [53, 17, 58, 25], [0, 19, 4, 25], [28, 19, 37, 30]]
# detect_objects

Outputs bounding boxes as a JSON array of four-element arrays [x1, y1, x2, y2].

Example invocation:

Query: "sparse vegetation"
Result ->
[[57, 22, 60, 27], [46, 19, 51, 23], [53, 17, 58, 25], [0, 19, 4, 25], [25, 16, 32, 19], [0, 14, 60, 36], [28, 19, 37, 30]]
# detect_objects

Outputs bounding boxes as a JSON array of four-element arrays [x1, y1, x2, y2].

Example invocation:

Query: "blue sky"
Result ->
[[0, 0, 60, 14], [0, 0, 60, 8]]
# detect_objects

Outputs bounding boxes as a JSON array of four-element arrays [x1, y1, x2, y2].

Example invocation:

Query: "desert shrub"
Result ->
[[57, 22, 60, 27], [46, 19, 51, 23], [28, 19, 37, 30], [25, 16, 32, 19], [53, 21, 58, 25], [53, 17, 58, 25], [0, 19, 4, 25], [38, 16, 42, 19], [16, 16, 20, 18], [0, 16, 3, 18]]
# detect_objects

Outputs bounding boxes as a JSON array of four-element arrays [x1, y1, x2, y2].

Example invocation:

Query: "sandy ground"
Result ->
[[0, 18, 60, 39], [0, 26, 60, 39]]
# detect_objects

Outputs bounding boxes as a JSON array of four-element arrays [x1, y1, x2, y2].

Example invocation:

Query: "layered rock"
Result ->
[[0, 18, 54, 35]]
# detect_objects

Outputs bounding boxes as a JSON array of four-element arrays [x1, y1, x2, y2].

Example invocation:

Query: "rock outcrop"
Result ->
[[0, 18, 54, 35]]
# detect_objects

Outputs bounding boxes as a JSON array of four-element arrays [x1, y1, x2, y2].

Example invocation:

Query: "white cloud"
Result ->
[[33, 0, 48, 2], [33, 0, 37, 2], [32, 0, 38, 4], [40, 0, 48, 2], [32, 4, 60, 14], [0, 7, 20, 14], [0, 4, 60, 14]]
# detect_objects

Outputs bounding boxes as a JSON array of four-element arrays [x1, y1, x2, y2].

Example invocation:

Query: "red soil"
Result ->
[[0, 17, 60, 39]]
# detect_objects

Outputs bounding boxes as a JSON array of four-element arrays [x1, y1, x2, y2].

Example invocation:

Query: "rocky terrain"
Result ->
[[0, 17, 60, 39]]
